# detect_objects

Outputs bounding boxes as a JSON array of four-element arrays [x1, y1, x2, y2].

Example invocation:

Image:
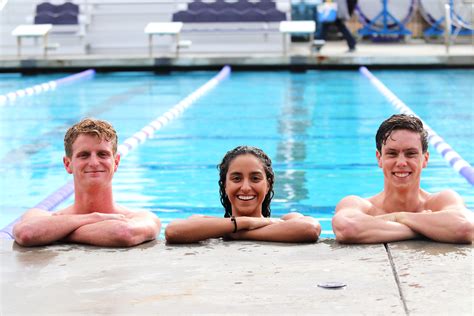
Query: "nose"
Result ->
[[88, 153, 100, 166], [396, 155, 407, 167], [241, 178, 251, 192]]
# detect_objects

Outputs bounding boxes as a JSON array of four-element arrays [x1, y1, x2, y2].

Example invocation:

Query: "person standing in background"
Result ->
[[319, 0, 357, 52]]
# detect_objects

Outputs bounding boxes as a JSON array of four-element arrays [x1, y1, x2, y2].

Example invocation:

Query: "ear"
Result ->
[[422, 151, 429, 168], [114, 153, 121, 172], [63, 156, 73, 174], [376, 150, 382, 168]]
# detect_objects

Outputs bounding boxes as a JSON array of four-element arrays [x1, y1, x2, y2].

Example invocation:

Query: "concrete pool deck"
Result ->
[[1, 238, 472, 315], [0, 40, 473, 70]]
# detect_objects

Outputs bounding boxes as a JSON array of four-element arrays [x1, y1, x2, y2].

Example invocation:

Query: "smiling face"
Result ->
[[376, 129, 429, 188], [225, 154, 269, 217], [63, 134, 120, 188]]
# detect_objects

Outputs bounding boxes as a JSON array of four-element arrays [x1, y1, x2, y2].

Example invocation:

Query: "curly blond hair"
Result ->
[[64, 118, 118, 157]]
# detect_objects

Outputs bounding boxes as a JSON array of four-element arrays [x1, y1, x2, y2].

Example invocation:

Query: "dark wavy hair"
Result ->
[[218, 146, 275, 218], [376, 114, 428, 153]]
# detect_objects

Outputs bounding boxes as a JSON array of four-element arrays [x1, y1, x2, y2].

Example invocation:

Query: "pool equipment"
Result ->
[[360, 66, 474, 186], [0, 66, 231, 239], [357, 0, 414, 37], [0, 69, 95, 106], [420, 0, 474, 36]]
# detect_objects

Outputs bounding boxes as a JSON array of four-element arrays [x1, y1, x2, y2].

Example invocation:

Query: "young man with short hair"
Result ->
[[332, 114, 473, 244], [14, 118, 161, 247]]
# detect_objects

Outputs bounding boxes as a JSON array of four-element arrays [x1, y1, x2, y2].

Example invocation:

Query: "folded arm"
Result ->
[[165, 215, 274, 244], [332, 196, 418, 244], [66, 211, 161, 247], [229, 213, 320, 243], [388, 191, 473, 244], [13, 208, 125, 247]]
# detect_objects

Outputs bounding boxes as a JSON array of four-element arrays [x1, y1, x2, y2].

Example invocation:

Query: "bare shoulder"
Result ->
[[336, 195, 373, 213], [425, 189, 467, 212]]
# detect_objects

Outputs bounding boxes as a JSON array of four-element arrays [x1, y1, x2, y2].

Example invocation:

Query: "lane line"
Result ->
[[0, 66, 231, 239], [0, 69, 95, 106]]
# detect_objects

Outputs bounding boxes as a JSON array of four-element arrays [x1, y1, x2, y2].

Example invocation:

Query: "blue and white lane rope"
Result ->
[[0, 66, 231, 239], [359, 66, 474, 186], [0, 69, 95, 106]]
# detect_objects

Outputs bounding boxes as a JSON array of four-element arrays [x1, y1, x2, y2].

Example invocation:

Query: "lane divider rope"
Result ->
[[360, 66, 473, 186], [0, 66, 231, 239], [0, 69, 95, 106]]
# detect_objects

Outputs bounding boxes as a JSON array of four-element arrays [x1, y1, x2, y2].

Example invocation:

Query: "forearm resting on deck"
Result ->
[[66, 215, 160, 247], [394, 210, 473, 244], [165, 216, 273, 244], [332, 211, 418, 244], [229, 217, 320, 243], [13, 211, 124, 247]]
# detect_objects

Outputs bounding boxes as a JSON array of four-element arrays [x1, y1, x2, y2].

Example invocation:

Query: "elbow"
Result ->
[[115, 218, 161, 247], [454, 219, 473, 244], [165, 221, 196, 244], [332, 214, 359, 244], [13, 224, 37, 247], [113, 224, 146, 247], [164, 223, 183, 244], [301, 222, 321, 242]]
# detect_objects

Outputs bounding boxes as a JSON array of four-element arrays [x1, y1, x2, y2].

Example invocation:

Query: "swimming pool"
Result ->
[[1, 68, 472, 238]]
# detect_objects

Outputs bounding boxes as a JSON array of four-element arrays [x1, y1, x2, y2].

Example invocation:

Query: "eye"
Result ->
[[230, 175, 241, 182], [251, 175, 263, 182], [98, 152, 110, 158]]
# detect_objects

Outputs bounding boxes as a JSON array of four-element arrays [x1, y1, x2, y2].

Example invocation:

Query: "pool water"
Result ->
[[1, 69, 472, 238]]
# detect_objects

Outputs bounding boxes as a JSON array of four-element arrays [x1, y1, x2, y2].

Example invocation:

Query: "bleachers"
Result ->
[[0, 0, 291, 56], [172, 0, 286, 23], [34, 2, 80, 24]]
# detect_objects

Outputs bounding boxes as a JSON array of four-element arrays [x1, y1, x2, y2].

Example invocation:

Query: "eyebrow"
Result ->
[[384, 147, 420, 152], [229, 171, 264, 175]]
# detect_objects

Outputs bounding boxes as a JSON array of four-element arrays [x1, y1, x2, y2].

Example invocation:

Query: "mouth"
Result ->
[[392, 172, 411, 178], [237, 195, 256, 201], [85, 170, 105, 174]]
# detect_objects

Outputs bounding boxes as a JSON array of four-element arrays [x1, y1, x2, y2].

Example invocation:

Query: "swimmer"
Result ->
[[332, 114, 473, 244], [165, 146, 320, 243], [13, 118, 161, 247]]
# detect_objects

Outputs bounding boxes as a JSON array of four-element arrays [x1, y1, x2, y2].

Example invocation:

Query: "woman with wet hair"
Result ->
[[165, 146, 321, 243]]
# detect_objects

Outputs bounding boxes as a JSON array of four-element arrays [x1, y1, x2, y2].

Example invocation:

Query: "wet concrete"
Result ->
[[387, 241, 473, 315], [1, 238, 472, 315]]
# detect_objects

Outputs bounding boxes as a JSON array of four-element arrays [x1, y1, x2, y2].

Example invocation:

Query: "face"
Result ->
[[225, 154, 269, 217], [376, 129, 429, 188], [63, 134, 120, 188]]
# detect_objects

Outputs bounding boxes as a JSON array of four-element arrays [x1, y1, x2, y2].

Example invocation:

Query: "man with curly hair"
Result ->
[[14, 118, 161, 247]]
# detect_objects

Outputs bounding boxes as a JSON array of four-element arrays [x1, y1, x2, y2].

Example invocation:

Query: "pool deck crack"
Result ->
[[384, 243, 410, 316]]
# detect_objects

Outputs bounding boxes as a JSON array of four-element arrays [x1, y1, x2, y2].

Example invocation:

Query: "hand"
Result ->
[[376, 212, 399, 222], [242, 217, 274, 230], [91, 212, 126, 221]]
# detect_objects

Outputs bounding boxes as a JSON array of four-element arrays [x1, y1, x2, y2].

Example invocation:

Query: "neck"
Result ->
[[382, 181, 423, 212], [73, 182, 116, 214]]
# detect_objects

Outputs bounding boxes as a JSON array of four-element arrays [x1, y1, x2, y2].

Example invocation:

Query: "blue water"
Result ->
[[1, 69, 472, 238]]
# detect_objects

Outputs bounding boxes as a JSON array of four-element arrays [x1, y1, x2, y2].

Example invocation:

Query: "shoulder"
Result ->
[[336, 195, 373, 213], [425, 189, 466, 211]]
